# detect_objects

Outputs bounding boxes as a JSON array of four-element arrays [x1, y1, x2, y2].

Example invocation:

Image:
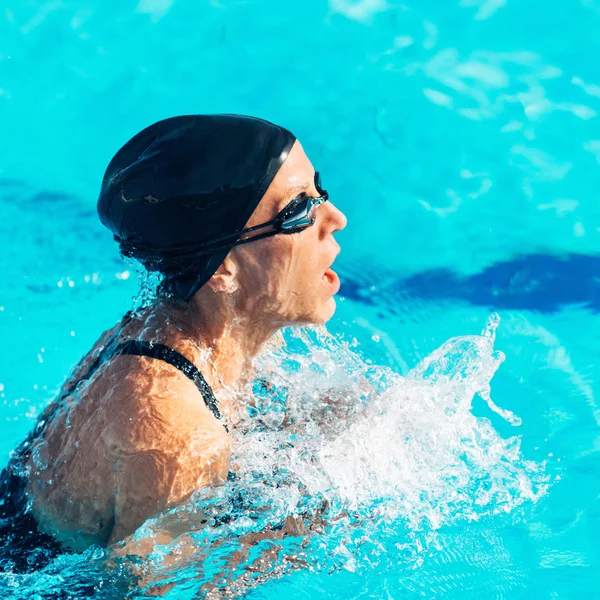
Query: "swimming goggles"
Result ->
[[120, 171, 329, 260]]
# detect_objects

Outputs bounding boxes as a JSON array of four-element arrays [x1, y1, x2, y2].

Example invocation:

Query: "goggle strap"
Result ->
[[120, 172, 328, 261]]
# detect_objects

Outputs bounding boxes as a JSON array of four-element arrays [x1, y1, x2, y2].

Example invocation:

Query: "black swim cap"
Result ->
[[97, 114, 296, 302]]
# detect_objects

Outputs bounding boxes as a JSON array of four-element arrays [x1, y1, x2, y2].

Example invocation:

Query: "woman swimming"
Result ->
[[0, 114, 347, 567]]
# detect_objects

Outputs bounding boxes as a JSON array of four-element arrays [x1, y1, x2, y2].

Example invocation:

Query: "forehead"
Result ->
[[249, 140, 315, 223]]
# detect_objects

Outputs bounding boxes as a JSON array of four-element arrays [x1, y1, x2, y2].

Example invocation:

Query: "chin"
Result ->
[[309, 297, 337, 325], [284, 295, 338, 327]]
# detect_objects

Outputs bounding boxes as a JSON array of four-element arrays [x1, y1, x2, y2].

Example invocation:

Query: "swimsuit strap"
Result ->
[[111, 340, 223, 422], [58, 312, 222, 424], [13, 319, 226, 469], [59, 311, 135, 400]]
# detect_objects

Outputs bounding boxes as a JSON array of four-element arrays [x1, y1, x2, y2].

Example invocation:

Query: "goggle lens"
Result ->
[[280, 172, 328, 232], [280, 198, 314, 231]]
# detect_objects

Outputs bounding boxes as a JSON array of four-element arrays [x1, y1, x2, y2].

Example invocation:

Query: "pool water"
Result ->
[[1, 0, 599, 597]]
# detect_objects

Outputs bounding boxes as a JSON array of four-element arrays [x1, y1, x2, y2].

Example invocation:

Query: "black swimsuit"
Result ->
[[68, 338, 223, 423], [0, 323, 222, 573]]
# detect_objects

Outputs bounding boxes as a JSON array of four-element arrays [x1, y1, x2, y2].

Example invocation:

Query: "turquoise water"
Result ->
[[1, 0, 599, 597]]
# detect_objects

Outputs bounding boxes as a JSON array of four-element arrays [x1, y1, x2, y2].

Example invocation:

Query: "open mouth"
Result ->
[[322, 267, 340, 293], [322, 246, 341, 290], [323, 268, 336, 284]]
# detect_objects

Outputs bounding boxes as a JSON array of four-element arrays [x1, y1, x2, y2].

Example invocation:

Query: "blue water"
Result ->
[[1, 0, 599, 597]]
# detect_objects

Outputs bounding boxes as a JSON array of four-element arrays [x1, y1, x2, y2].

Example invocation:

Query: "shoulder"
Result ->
[[108, 404, 230, 544], [101, 344, 227, 444], [116, 426, 229, 503], [108, 358, 231, 478]]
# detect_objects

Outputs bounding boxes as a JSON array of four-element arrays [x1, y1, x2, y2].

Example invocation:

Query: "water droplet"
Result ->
[[32, 442, 50, 470]]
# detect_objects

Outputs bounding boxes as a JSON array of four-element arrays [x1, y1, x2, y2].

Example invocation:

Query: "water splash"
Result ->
[[409, 312, 522, 425], [2, 314, 548, 598], [100, 313, 547, 596]]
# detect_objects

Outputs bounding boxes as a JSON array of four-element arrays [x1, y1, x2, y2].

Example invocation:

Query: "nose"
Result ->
[[328, 202, 347, 234]]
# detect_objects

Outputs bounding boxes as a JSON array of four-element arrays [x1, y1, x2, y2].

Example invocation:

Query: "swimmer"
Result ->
[[0, 115, 347, 565]]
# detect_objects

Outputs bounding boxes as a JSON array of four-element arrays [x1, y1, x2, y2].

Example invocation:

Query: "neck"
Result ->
[[153, 288, 279, 396]]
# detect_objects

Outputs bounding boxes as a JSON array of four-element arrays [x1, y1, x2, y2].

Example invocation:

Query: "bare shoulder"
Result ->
[[101, 352, 228, 451], [104, 366, 231, 544]]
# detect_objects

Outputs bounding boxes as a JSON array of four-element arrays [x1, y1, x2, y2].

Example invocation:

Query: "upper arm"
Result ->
[[108, 427, 230, 546], [108, 449, 177, 545]]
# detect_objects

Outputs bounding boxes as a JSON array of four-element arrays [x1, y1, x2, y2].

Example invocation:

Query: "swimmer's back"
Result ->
[[21, 315, 230, 551]]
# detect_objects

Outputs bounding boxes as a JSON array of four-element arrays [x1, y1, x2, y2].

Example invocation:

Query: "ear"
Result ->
[[205, 256, 239, 294]]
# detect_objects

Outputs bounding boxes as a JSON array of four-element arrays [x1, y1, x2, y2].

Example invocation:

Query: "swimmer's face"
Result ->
[[227, 140, 347, 326]]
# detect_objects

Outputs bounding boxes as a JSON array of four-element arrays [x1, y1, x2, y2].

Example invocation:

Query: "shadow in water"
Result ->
[[340, 254, 600, 314]]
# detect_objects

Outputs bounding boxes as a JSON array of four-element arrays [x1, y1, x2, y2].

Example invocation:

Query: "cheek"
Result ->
[[237, 238, 296, 292], [235, 232, 326, 319], [281, 240, 327, 313], [279, 233, 320, 286]]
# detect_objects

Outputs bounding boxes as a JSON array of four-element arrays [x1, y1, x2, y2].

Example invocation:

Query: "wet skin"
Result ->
[[24, 141, 347, 551]]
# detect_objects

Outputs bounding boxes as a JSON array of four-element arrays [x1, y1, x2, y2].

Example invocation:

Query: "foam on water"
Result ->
[[0, 305, 549, 598], [65, 313, 547, 597]]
